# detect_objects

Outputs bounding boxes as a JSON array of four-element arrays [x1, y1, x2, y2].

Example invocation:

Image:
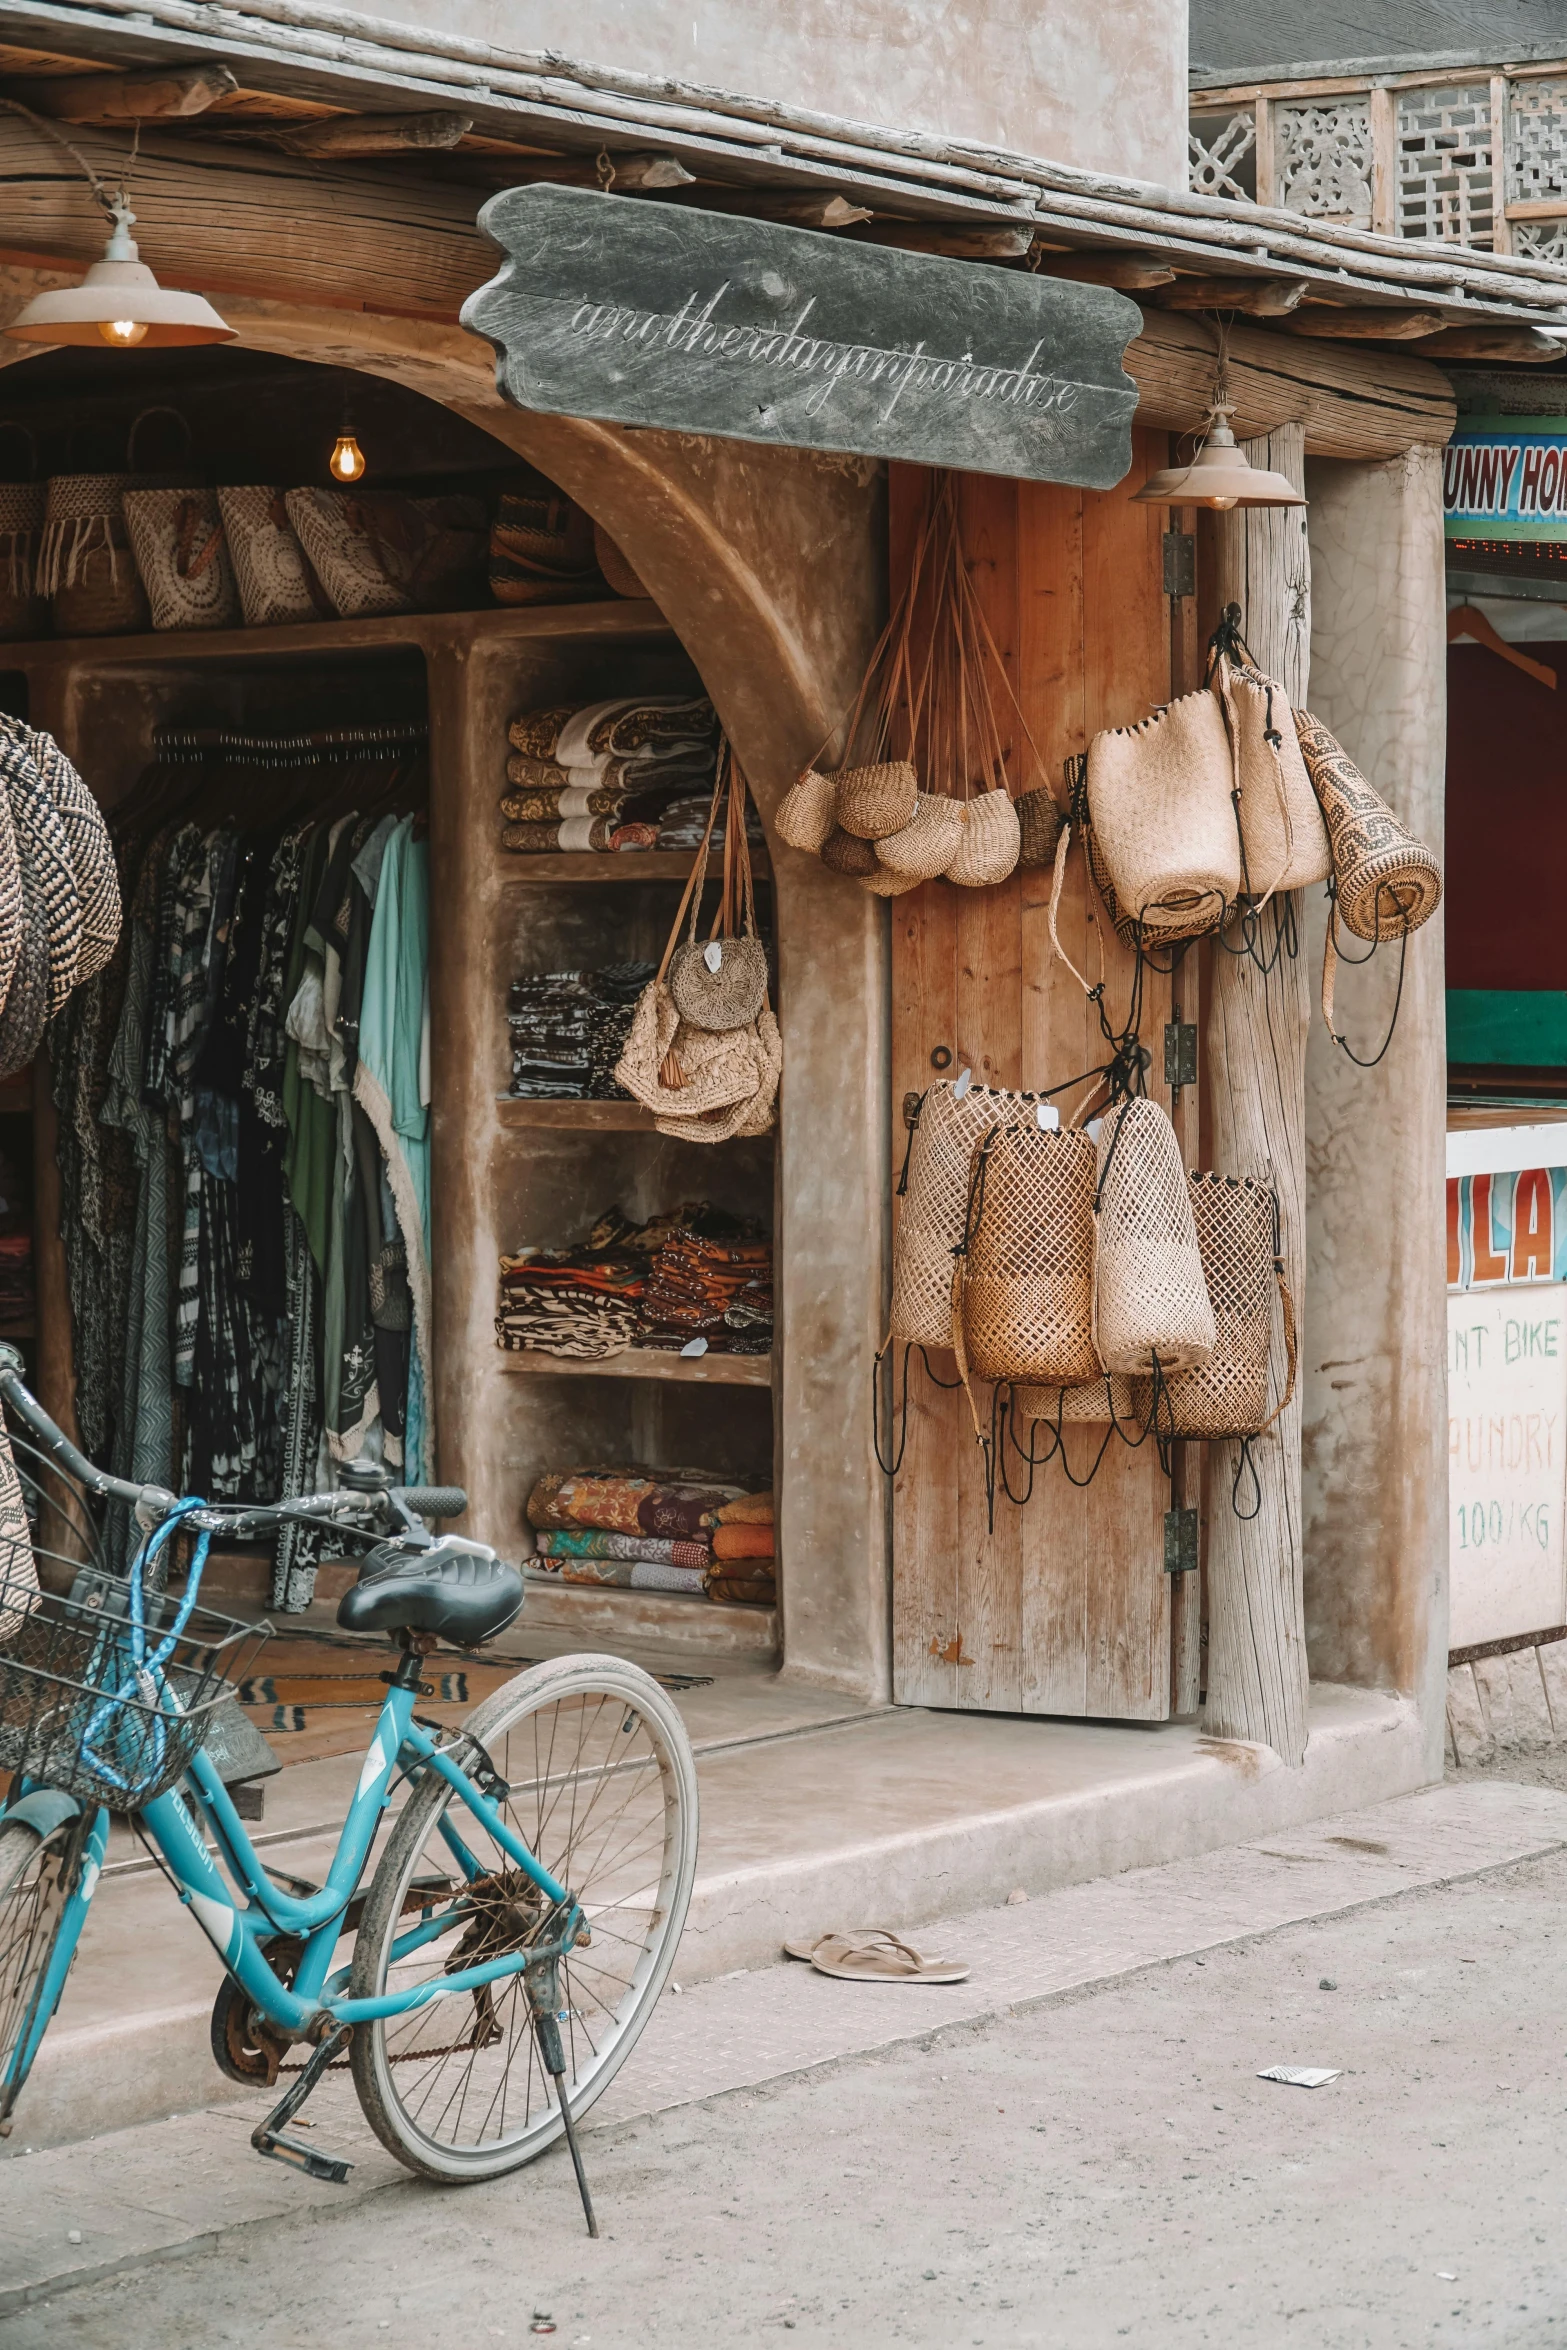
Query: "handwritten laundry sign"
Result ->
[[1447, 1282, 1567, 1644], [463, 185, 1141, 487]]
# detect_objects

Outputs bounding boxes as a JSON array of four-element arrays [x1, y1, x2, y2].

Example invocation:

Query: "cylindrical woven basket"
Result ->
[[876, 792, 964, 880], [820, 824, 881, 877], [1092, 1098, 1215, 1375], [775, 767, 838, 853], [1085, 689, 1238, 938], [0, 482, 47, 643], [1294, 709, 1442, 942], [959, 1123, 1101, 1385], [945, 789, 1020, 887], [892, 1080, 1040, 1346], [42, 475, 148, 638], [1015, 786, 1063, 870], [833, 759, 918, 841], [1140, 1173, 1275, 1437], [1014, 1372, 1138, 1425]]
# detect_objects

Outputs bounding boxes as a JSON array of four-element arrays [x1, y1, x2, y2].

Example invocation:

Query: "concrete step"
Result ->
[[5, 1775, 1566, 2317]]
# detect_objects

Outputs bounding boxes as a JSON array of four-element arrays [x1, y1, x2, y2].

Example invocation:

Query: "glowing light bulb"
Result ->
[[329, 432, 365, 483], [1206, 495, 1239, 510], [97, 316, 148, 348]]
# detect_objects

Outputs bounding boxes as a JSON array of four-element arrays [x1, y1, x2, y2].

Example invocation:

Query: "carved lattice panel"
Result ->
[[1510, 76, 1567, 205], [1397, 83, 1495, 246], [1274, 99, 1374, 224], [1188, 109, 1256, 201], [1512, 216, 1567, 262]]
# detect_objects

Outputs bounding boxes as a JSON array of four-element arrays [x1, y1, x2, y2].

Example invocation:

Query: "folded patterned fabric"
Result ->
[[508, 964, 655, 1097], [629, 1559, 709, 1594], [496, 1291, 639, 1358], [534, 1528, 712, 1568], [712, 1521, 775, 1562], [501, 817, 657, 854], [509, 695, 718, 767], [559, 1558, 637, 1587], [502, 786, 626, 823], [527, 1468, 744, 1538], [637, 1228, 775, 1351], [717, 1492, 775, 1525], [706, 1571, 777, 1607]]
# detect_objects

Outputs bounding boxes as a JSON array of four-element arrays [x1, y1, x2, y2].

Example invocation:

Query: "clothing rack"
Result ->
[[152, 721, 429, 766]]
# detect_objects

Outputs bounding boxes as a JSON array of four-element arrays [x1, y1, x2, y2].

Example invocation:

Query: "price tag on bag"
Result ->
[[1035, 1102, 1059, 1131], [953, 1067, 973, 1100], [704, 941, 723, 973]]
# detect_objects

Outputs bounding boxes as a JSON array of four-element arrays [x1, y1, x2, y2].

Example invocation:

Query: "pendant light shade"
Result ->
[[4, 206, 234, 349], [1133, 406, 1305, 511]]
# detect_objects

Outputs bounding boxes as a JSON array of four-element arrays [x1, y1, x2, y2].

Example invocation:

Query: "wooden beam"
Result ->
[[1127, 310, 1454, 458], [861, 220, 1031, 260], [1418, 324, 1565, 360], [1036, 252, 1176, 290], [689, 190, 873, 229], [1160, 275, 1309, 316], [1369, 85, 1396, 237], [274, 110, 473, 157], [1277, 306, 1449, 341], [525, 151, 695, 190], [17, 64, 237, 122]]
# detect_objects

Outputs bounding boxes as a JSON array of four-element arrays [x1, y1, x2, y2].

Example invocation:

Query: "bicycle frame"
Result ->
[[5, 1679, 575, 2097]]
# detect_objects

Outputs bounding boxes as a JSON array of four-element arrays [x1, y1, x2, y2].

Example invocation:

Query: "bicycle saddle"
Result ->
[[336, 1534, 524, 1646]]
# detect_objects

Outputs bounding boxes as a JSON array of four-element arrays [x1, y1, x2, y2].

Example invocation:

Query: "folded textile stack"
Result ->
[[527, 1465, 745, 1593], [634, 1218, 774, 1356], [706, 1490, 776, 1607], [656, 792, 767, 852], [507, 962, 655, 1098], [488, 491, 603, 607], [0, 1231, 33, 1328], [503, 695, 720, 854]]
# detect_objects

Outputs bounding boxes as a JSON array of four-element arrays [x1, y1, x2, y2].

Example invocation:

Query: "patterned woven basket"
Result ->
[[892, 1080, 1040, 1347], [944, 789, 1020, 888], [0, 733, 73, 1011], [42, 475, 148, 638], [1139, 1173, 1289, 1439], [875, 792, 964, 881], [219, 486, 330, 627], [0, 481, 47, 643], [6, 720, 118, 986], [833, 759, 918, 841], [1294, 709, 1442, 943], [285, 488, 413, 619], [775, 767, 838, 854], [1014, 785, 1063, 871], [1092, 1098, 1215, 1376], [957, 1122, 1101, 1386], [123, 488, 241, 633]]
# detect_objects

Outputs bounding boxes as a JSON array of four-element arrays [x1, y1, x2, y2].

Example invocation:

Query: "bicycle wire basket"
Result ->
[[0, 1419, 270, 1810]]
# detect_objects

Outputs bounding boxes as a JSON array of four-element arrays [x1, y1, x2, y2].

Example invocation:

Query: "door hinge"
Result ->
[[1164, 1018, 1197, 1092], [1164, 1507, 1199, 1576], [1162, 528, 1196, 600]]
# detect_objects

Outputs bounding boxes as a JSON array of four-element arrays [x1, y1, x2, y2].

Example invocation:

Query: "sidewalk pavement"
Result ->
[[3, 1775, 1564, 2318]]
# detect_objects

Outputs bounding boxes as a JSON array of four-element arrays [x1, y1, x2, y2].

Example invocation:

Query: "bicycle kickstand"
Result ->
[[525, 1955, 599, 2238], [251, 2022, 355, 2185]]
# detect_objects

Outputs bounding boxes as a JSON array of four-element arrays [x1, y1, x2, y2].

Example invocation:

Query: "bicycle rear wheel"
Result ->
[[0, 1808, 91, 2130], [349, 1651, 698, 2183]]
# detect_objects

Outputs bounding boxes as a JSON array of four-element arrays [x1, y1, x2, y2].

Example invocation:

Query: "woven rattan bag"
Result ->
[[892, 1080, 1042, 1347], [1141, 1173, 1295, 1439], [1085, 690, 1239, 939], [1014, 1372, 1138, 1426], [42, 474, 147, 638], [1212, 653, 1330, 896], [835, 759, 918, 841], [1092, 1098, 1215, 1375], [1294, 709, 1442, 943], [775, 767, 837, 854], [877, 791, 965, 881], [123, 488, 241, 633], [667, 755, 769, 1032], [944, 788, 1021, 887], [285, 488, 413, 618], [956, 1122, 1101, 1386], [219, 487, 329, 627]]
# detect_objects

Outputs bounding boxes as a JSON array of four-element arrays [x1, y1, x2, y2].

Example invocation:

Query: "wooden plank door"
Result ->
[[889, 443, 1192, 1720]]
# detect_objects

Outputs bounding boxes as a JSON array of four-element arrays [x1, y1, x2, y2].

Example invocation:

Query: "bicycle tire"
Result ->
[[349, 1651, 699, 2185], [0, 1809, 90, 2130]]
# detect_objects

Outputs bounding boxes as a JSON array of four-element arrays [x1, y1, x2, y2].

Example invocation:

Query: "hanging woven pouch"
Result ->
[[892, 1080, 1043, 1348], [955, 1121, 1101, 1386], [875, 792, 964, 881], [1211, 650, 1330, 896], [775, 766, 838, 853], [1091, 1097, 1215, 1376], [820, 825, 880, 877], [1084, 689, 1238, 939], [667, 753, 768, 1031], [1140, 1173, 1295, 1439], [1294, 709, 1442, 944], [1014, 786, 1064, 870], [833, 758, 918, 841], [1013, 1373, 1139, 1426], [944, 789, 1020, 888]]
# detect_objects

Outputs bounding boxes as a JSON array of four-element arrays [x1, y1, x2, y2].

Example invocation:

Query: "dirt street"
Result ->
[[5, 1831, 1565, 2350]]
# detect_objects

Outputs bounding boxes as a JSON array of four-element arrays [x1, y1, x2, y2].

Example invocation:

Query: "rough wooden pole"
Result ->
[[1203, 421, 1312, 1765]]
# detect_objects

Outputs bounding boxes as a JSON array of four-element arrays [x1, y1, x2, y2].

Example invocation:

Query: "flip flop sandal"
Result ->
[[783, 1928, 970, 1984]]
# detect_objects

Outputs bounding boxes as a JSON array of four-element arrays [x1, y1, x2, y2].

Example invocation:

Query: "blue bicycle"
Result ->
[[0, 1350, 698, 2227]]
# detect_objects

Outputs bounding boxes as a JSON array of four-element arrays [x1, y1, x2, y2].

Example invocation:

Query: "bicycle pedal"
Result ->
[[252, 2126, 353, 2185]]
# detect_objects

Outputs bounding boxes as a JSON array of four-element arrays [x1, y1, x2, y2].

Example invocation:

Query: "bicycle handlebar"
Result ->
[[0, 1345, 467, 1537]]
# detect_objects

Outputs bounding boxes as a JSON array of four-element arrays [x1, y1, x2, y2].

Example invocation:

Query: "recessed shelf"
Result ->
[[0, 599, 676, 673], [500, 849, 771, 884], [497, 1097, 654, 1131], [498, 1349, 772, 1387]]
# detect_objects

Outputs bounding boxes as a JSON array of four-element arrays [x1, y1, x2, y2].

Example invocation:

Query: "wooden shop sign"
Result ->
[[462, 185, 1140, 488]]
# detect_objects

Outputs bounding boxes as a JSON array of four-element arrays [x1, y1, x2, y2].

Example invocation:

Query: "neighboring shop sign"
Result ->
[[464, 185, 1140, 488], [1444, 419, 1567, 541], [1448, 1169, 1567, 1644]]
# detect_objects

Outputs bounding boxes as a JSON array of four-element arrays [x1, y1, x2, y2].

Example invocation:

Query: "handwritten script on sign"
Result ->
[[462, 186, 1141, 487]]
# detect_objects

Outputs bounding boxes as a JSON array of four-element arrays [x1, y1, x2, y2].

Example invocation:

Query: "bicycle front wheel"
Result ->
[[0, 1806, 91, 2131], [349, 1651, 699, 2183]]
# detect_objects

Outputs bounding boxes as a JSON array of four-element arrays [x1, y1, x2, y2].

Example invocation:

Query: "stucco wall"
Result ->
[[316, 0, 1190, 188]]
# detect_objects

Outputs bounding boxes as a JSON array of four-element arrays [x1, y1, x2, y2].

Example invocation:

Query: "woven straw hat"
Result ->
[[0, 741, 25, 1018], [775, 767, 837, 854], [0, 735, 82, 1012], [944, 790, 1020, 888], [1294, 709, 1442, 943], [4, 721, 118, 984], [875, 793, 964, 881]]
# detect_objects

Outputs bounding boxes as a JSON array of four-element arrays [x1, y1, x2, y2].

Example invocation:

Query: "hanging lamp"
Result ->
[[0, 101, 233, 350], [1133, 319, 1305, 511]]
